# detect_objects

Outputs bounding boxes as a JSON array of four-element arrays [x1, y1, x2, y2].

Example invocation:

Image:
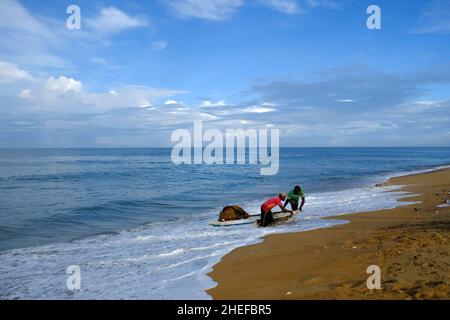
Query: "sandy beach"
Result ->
[[207, 168, 450, 300]]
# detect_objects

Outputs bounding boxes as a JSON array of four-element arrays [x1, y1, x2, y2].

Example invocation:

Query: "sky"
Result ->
[[0, 0, 449, 147]]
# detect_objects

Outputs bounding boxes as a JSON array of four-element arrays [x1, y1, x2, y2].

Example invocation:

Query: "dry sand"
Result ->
[[207, 168, 450, 300]]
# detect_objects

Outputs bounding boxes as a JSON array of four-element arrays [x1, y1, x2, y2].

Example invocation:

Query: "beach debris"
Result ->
[[436, 202, 450, 209], [338, 283, 353, 289], [414, 207, 419, 211], [352, 245, 358, 249], [286, 291, 292, 295]]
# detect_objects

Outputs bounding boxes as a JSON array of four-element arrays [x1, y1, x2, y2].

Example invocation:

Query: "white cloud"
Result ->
[[0, 0, 55, 41], [0, 0, 73, 69], [243, 105, 276, 113], [166, 0, 244, 21], [414, 0, 450, 33], [86, 7, 149, 34], [306, 0, 340, 10], [337, 99, 354, 103], [199, 102, 277, 116], [90, 57, 120, 69], [164, 0, 340, 21], [0, 61, 33, 83], [200, 100, 226, 107], [90, 57, 108, 66], [151, 40, 168, 51], [261, 0, 301, 14], [261, 101, 277, 107], [85, 86, 186, 110], [338, 121, 398, 134], [164, 99, 182, 105], [164, 0, 339, 20], [18, 89, 33, 99], [5, 66, 186, 112], [0, 2, 150, 70], [45, 76, 83, 93], [396, 100, 443, 114]]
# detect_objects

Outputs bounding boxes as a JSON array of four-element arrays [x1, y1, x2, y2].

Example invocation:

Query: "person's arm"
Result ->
[[284, 199, 289, 207], [299, 196, 305, 211], [279, 204, 293, 214]]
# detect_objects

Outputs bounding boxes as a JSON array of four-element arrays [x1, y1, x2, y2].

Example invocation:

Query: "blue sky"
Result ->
[[0, 0, 449, 147]]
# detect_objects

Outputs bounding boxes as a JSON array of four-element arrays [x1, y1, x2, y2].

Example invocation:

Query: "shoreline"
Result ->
[[207, 168, 450, 299]]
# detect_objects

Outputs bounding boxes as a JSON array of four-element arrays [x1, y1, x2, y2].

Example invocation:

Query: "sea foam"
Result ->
[[0, 181, 415, 299]]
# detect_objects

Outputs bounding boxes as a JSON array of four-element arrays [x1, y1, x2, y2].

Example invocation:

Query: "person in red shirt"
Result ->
[[260, 192, 293, 227]]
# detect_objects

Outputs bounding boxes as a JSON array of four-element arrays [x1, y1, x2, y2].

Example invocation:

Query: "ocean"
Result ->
[[0, 147, 449, 299]]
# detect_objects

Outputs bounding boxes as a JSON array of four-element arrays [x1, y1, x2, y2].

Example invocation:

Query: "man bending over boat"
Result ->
[[260, 192, 293, 227]]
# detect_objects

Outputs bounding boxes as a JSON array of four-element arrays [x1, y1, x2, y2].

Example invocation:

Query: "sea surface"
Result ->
[[0, 147, 449, 299]]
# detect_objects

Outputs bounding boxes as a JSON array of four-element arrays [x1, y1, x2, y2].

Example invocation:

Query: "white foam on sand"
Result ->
[[0, 179, 418, 300]]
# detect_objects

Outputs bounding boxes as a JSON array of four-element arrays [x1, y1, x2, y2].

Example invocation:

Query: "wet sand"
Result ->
[[207, 168, 450, 300]]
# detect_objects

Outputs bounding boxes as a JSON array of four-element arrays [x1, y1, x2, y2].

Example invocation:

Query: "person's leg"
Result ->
[[260, 208, 266, 227], [260, 208, 274, 227], [291, 202, 299, 211], [266, 211, 274, 225]]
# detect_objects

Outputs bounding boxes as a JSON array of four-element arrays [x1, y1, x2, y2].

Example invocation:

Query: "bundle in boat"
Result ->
[[218, 205, 250, 222]]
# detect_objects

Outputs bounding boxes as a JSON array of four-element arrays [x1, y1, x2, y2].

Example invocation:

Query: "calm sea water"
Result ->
[[0, 147, 449, 299]]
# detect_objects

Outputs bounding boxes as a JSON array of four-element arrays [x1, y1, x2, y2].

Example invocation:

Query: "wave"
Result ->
[[0, 163, 447, 299]]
